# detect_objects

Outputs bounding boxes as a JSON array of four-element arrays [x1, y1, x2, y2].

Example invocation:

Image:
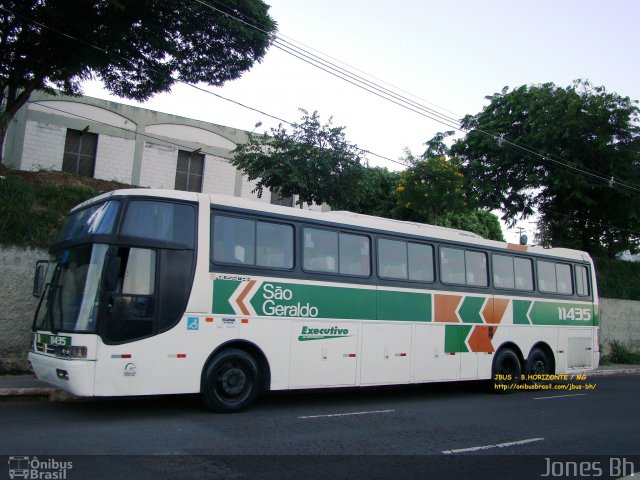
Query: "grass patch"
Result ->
[[602, 339, 640, 365], [0, 165, 133, 248]]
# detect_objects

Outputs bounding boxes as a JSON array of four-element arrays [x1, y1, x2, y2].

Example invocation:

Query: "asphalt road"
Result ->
[[1, 375, 639, 479]]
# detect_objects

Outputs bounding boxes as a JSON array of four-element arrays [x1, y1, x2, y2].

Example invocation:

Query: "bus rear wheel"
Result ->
[[492, 348, 522, 393], [525, 348, 552, 385], [202, 348, 260, 413]]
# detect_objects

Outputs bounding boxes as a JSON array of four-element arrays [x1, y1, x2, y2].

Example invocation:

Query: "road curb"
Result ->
[[0, 387, 76, 401], [585, 367, 640, 377]]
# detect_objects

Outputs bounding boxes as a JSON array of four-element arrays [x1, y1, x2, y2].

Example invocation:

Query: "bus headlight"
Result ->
[[55, 346, 88, 359]]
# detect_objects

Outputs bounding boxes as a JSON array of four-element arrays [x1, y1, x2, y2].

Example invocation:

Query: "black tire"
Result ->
[[525, 348, 552, 385], [492, 348, 522, 393], [201, 348, 260, 413]]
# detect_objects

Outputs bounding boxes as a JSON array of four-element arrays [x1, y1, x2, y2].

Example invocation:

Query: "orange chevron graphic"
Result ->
[[236, 280, 256, 316], [434, 294, 462, 323], [482, 298, 510, 324], [469, 298, 509, 352], [468, 326, 495, 353]]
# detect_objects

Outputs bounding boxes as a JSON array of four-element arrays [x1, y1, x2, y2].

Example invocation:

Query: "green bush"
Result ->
[[594, 256, 640, 301], [603, 339, 640, 365]]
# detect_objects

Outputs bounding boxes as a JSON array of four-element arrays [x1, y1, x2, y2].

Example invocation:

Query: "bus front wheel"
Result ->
[[202, 348, 260, 413]]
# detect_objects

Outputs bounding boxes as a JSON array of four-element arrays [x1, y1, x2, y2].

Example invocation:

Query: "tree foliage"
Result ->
[[0, 0, 277, 158], [394, 149, 467, 225], [451, 80, 640, 255], [439, 210, 504, 242], [231, 110, 365, 208], [330, 166, 400, 218]]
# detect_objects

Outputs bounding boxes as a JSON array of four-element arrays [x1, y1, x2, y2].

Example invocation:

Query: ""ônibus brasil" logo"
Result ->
[[298, 325, 350, 341]]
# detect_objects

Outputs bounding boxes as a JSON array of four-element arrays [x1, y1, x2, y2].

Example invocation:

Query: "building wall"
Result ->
[[139, 142, 180, 189], [94, 135, 135, 184], [20, 121, 66, 171], [3, 92, 327, 211], [203, 155, 237, 196]]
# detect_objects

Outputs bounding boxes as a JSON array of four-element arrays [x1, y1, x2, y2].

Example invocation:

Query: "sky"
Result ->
[[81, 0, 640, 242]]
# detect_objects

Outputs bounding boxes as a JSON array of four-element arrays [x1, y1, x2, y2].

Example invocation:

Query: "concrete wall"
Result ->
[[0, 245, 47, 373], [1, 245, 639, 373], [599, 298, 640, 353]]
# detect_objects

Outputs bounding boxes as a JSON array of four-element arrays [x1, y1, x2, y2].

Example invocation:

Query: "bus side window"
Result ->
[[576, 265, 590, 296]]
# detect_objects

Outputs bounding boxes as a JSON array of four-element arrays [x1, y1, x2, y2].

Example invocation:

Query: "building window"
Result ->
[[175, 150, 204, 192], [62, 128, 98, 177], [270, 190, 294, 207]]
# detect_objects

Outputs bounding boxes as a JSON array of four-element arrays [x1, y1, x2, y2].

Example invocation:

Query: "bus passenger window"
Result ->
[[304, 228, 338, 273], [576, 265, 590, 297], [514, 257, 534, 291], [465, 250, 487, 287], [257, 222, 294, 269], [493, 254, 515, 289], [537, 261, 557, 292], [212, 216, 256, 265], [339, 233, 370, 276], [378, 239, 408, 279], [440, 247, 465, 284], [538, 260, 572, 294], [121, 201, 195, 248], [556, 263, 573, 295], [408, 243, 434, 282]]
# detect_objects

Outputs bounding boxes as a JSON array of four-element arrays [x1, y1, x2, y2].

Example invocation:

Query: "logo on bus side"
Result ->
[[298, 325, 350, 341], [262, 283, 319, 318], [124, 363, 137, 377]]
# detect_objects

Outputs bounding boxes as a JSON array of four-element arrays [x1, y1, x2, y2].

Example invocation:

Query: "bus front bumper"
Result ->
[[28, 352, 96, 396]]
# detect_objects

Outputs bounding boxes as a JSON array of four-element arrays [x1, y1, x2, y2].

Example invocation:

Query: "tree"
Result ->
[[330, 166, 400, 218], [440, 210, 504, 242], [0, 0, 277, 160], [231, 109, 365, 208], [452, 80, 640, 255], [394, 147, 468, 225]]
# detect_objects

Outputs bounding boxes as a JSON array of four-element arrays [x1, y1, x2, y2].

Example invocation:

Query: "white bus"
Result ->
[[29, 189, 599, 412]]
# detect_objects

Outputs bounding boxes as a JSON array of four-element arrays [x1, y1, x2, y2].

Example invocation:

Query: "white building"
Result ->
[[2, 91, 323, 210]]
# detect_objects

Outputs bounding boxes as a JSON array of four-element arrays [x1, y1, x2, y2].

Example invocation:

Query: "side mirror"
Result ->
[[33, 260, 49, 298]]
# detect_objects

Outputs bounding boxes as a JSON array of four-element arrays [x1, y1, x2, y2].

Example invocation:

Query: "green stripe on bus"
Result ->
[[458, 296, 485, 324], [377, 290, 431, 322], [445, 325, 472, 353], [513, 300, 532, 325], [212, 279, 240, 315]]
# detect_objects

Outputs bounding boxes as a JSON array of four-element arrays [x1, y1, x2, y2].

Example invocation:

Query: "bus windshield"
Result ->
[[34, 244, 109, 333], [54, 200, 120, 244]]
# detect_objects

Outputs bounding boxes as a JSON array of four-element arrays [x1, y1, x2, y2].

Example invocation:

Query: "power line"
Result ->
[[3, 2, 640, 196], [198, 0, 640, 195]]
